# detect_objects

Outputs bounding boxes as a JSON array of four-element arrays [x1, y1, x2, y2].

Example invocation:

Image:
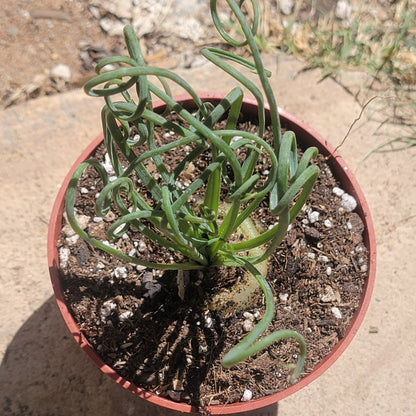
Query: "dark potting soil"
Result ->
[[57, 117, 368, 409]]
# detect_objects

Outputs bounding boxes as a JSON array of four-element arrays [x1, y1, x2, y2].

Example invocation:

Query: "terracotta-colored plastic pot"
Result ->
[[48, 94, 376, 415]]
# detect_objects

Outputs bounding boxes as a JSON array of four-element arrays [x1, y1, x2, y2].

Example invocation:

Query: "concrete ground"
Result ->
[[0, 54, 415, 415]]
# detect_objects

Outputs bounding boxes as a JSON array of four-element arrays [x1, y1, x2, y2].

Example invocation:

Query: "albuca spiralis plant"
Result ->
[[65, 0, 319, 383]]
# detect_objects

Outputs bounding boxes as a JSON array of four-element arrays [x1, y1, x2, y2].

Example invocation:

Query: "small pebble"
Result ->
[[175, 180, 188, 190], [356, 245, 364, 253], [204, 316, 213, 329], [304, 226, 320, 239], [308, 210, 320, 223], [243, 311, 255, 321], [144, 281, 162, 298], [138, 240, 147, 253], [332, 186, 345, 197], [335, 0, 353, 21], [50, 63, 71, 81], [326, 266, 332, 276], [114, 266, 128, 279], [80, 187, 89, 194], [341, 193, 357, 212], [59, 247, 71, 268], [321, 286, 337, 302], [324, 219, 332, 228], [119, 311, 133, 321], [142, 272, 153, 283], [241, 389, 253, 402], [243, 319, 254, 332], [279, 0, 294, 15], [65, 234, 79, 244], [100, 16, 125, 36], [279, 293, 289, 302], [101, 301, 117, 320], [331, 306, 342, 319]]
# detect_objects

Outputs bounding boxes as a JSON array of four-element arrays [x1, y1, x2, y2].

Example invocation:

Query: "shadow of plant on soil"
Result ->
[[1, 295, 203, 416], [60, 265, 228, 406]]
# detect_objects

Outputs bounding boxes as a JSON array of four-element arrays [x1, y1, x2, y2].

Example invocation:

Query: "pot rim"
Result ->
[[48, 93, 376, 414]]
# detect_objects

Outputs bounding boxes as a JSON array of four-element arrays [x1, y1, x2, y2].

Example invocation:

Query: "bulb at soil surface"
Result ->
[[208, 209, 269, 317]]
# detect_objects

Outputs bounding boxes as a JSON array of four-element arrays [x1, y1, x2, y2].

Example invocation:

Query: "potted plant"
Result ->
[[48, 0, 376, 414]]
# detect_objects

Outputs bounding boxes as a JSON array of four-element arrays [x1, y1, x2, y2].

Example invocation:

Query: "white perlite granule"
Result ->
[[332, 186, 345, 197], [279, 293, 289, 302], [324, 219, 332, 228], [333, 187, 357, 212], [143, 281, 162, 298], [119, 311, 133, 321], [113, 266, 128, 279], [331, 307, 342, 319], [341, 193, 357, 212], [241, 389, 253, 402], [307, 210, 320, 223], [100, 300, 117, 321], [59, 247, 71, 268]]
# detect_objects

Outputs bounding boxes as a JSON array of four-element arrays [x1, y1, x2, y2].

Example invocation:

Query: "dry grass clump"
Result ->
[[230, 0, 415, 155]]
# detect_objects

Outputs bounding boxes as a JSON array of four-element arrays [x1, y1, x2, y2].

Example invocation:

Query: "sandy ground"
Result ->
[[0, 54, 415, 415]]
